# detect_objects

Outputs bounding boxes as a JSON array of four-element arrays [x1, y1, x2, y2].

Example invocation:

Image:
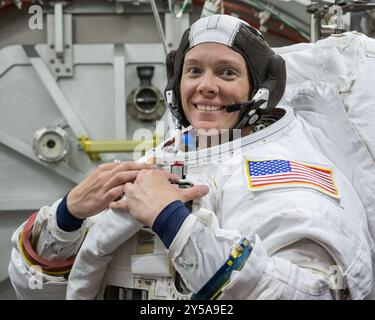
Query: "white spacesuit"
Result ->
[[8, 15, 375, 300]]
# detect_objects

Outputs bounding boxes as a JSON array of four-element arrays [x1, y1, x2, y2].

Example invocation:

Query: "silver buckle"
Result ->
[[103, 285, 148, 300]]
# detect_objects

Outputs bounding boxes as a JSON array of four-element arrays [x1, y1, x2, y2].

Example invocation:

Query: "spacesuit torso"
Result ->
[[63, 106, 372, 300]]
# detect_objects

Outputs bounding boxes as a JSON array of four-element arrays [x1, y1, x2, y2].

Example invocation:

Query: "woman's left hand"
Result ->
[[109, 169, 209, 227]]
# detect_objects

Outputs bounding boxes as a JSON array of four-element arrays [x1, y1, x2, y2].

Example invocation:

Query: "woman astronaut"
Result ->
[[9, 14, 373, 300]]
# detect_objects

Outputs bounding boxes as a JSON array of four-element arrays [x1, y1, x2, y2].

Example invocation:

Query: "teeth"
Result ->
[[196, 104, 222, 112]]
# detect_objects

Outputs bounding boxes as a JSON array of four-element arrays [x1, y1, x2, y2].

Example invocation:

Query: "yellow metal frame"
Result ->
[[79, 135, 162, 161]]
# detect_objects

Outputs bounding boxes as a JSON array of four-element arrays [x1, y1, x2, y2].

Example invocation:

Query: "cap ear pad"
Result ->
[[261, 54, 286, 112], [166, 49, 176, 80], [231, 23, 286, 111], [165, 49, 181, 122], [165, 30, 191, 127]]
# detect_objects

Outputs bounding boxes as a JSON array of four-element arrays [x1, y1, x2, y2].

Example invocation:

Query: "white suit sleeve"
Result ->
[[33, 200, 87, 260], [168, 209, 337, 300], [8, 199, 88, 299], [9, 225, 69, 300]]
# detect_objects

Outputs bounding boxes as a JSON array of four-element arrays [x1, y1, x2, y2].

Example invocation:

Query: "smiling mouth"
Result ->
[[194, 104, 225, 112]]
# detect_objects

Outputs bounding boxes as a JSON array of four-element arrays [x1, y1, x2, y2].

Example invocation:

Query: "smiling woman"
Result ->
[[180, 43, 250, 131]]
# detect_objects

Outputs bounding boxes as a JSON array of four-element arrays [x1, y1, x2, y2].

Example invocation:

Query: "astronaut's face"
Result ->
[[180, 42, 251, 132]]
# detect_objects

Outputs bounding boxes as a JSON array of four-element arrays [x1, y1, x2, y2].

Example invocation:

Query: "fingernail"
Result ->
[[201, 185, 209, 194]]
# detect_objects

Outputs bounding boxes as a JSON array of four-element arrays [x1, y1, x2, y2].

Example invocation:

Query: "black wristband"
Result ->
[[152, 200, 190, 249], [56, 194, 85, 232]]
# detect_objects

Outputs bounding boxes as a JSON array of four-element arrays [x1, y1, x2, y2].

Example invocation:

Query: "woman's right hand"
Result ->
[[67, 161, 154, 219]]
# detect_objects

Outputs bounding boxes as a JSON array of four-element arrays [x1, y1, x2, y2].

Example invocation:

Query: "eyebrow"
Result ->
[[184, 58, 243, 67]]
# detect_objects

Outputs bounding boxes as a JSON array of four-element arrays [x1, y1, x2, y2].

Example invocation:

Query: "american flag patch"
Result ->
[[245, 159, 339, 198]]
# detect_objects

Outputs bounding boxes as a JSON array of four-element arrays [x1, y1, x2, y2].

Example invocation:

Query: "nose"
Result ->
[[196, 71, 219, 96]]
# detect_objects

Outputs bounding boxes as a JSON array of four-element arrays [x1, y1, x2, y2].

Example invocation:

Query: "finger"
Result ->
[[169, 174, 180, 183], [136, 170, 180, 184], [104, 170, 140, 192], [110, 162, 155, 175], [179, 185, 209, 202], [103, 185, 126, 203], [98, 161, 154, 176], [151, 170, 180, 183], [124, 182, 134, 194], [97, 162, 124, 171], [134, 168, 158, 182], [109, 198, 128, 212]]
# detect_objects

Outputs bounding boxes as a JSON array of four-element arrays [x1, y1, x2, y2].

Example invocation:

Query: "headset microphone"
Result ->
[[224, 88, 270, 129], [225, 101, 254, 113]]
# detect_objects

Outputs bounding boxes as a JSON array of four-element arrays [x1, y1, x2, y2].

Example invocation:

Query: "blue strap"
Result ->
[[183, 132, 196, 151], [56, 194, 85, 232], [152, 200, 190, 248], [192, 238, 254, 300]]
